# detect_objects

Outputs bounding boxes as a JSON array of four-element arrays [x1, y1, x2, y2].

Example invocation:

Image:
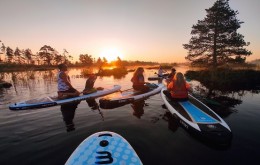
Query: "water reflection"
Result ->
[[0, 73, 12, 89], [3, 70, 57, 92], [185, 69, 260, 116], [131, 100, 148, 119], [60, 98, 105, 132], [60, 101, 79, 132], [71, 67, 128, 80], [86, 98, 99, 110], [86, 99, 104, 121], [162, 111, 179, 132]]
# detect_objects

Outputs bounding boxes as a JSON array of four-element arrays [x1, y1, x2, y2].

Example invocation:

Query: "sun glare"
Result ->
[[100, 48, 123, 62]]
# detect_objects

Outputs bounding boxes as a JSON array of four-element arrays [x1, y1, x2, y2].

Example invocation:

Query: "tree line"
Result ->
[[0, 42, 159, 68], [0, 44, 74, 65], [0, 43, 121, 66]]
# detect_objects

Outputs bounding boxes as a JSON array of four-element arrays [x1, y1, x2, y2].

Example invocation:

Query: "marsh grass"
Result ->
[[185, 68, 260, 92]]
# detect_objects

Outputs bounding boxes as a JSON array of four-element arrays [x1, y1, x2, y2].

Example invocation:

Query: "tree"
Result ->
[[102, 57, 108, 65], [62, 49, 73, 64], [14, 47, 23, 64], [6, 47, 14, 63], [183, 0, 251, 68], [53, 54, 63, 65], [24, 48, 33, 64], [0, 41, 6, 62], [96, 57, 102, 66], [35, 52, 41, 65], [38, 45, 55, 65], [79, 54, 93, 65], [115, 56, 123, 67]]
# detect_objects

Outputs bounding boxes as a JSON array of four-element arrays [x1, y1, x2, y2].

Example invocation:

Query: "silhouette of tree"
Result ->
[[38, 45, 55, 65], [14, 47, 24, 64], [24, 48, 33, 64], [6, 47, 14, 63], [79, 54, 93, 65], [35, 52, 41, 65], [102, 57, 108, 65], [96, 57, 102, 66], [183, 0, 251, 68], [115, 56, 123, 67], [0, 41, 6, 62], [52, 49, 61, 65], [63, 49, 72, 64]]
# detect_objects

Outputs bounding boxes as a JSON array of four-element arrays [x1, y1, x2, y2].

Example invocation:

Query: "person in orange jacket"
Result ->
[[164, 72, 192, 101], [131, 67, 150, 92]]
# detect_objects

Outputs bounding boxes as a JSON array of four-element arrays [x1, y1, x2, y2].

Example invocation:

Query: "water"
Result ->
[[0, 67, 260, 165]]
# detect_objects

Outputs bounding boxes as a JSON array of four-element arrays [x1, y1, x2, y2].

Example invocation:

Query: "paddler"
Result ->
[[57, 63, 80, 132], [131, 67, 150, 92], [164, 72, 192, 101]]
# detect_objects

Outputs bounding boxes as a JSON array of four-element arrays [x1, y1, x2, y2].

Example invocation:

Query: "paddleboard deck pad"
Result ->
[[65, 131, 143, 165], [99, 83, 164, 109], [9, 85, 121, 110], [161, 88, 232, 145]]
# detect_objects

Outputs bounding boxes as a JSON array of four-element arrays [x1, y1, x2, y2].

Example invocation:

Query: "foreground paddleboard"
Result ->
[[99, 83, 164, 109], [9, 85, 121, 110], [66, 131, 143, 165], [161, 88, 232, 145]]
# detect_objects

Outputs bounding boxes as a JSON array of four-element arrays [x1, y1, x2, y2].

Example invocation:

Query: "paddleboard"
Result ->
[[65, 131, 143, 165], [161, 87, 232, 145], [99, 83, 164, 109], [148, 73, 169, 81], [147, 76, 164, 81], [9, 85, 121, 110]]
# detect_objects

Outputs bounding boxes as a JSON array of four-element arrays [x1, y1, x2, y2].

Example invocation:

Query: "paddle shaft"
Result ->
[[120, 88, 133, 92]]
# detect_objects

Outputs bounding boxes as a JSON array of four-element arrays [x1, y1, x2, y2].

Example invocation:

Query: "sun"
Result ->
[[100, 48, 123, 62]]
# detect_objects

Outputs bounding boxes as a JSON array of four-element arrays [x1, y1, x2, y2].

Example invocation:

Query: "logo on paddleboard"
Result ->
[[180, 120, 189, 129], [95, 151, 113, 164]]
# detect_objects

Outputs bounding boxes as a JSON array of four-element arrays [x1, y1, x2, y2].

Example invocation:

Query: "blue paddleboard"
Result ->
[[66, 131, 143, 165]]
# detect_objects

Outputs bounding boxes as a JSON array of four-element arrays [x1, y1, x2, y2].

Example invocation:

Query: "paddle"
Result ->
[[120, 88, 133, 93], [96, 105, 104, 121], [82, 71, 105, 120]]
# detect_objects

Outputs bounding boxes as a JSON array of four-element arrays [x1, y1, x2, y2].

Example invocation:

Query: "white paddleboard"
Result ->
[[9, 85, 121, 110]]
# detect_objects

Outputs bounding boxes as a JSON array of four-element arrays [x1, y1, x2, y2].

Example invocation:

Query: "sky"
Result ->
[[0, 0, 259, 63]]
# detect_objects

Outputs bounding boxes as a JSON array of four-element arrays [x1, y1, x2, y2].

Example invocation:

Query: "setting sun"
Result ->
[[100, 48, 124, 62]]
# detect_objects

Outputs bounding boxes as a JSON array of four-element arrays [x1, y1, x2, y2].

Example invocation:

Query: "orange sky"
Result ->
[[0, 0, 259, 63]]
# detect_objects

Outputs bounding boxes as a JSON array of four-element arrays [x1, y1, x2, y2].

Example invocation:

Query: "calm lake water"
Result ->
[[0, 66, 260, 165]]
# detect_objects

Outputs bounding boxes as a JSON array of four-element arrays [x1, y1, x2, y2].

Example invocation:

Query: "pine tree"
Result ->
[[6, 47, 14, 63], [39, 45, 55, 65], [14, 47, 22, 64], [183, 0, 251, 68]]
